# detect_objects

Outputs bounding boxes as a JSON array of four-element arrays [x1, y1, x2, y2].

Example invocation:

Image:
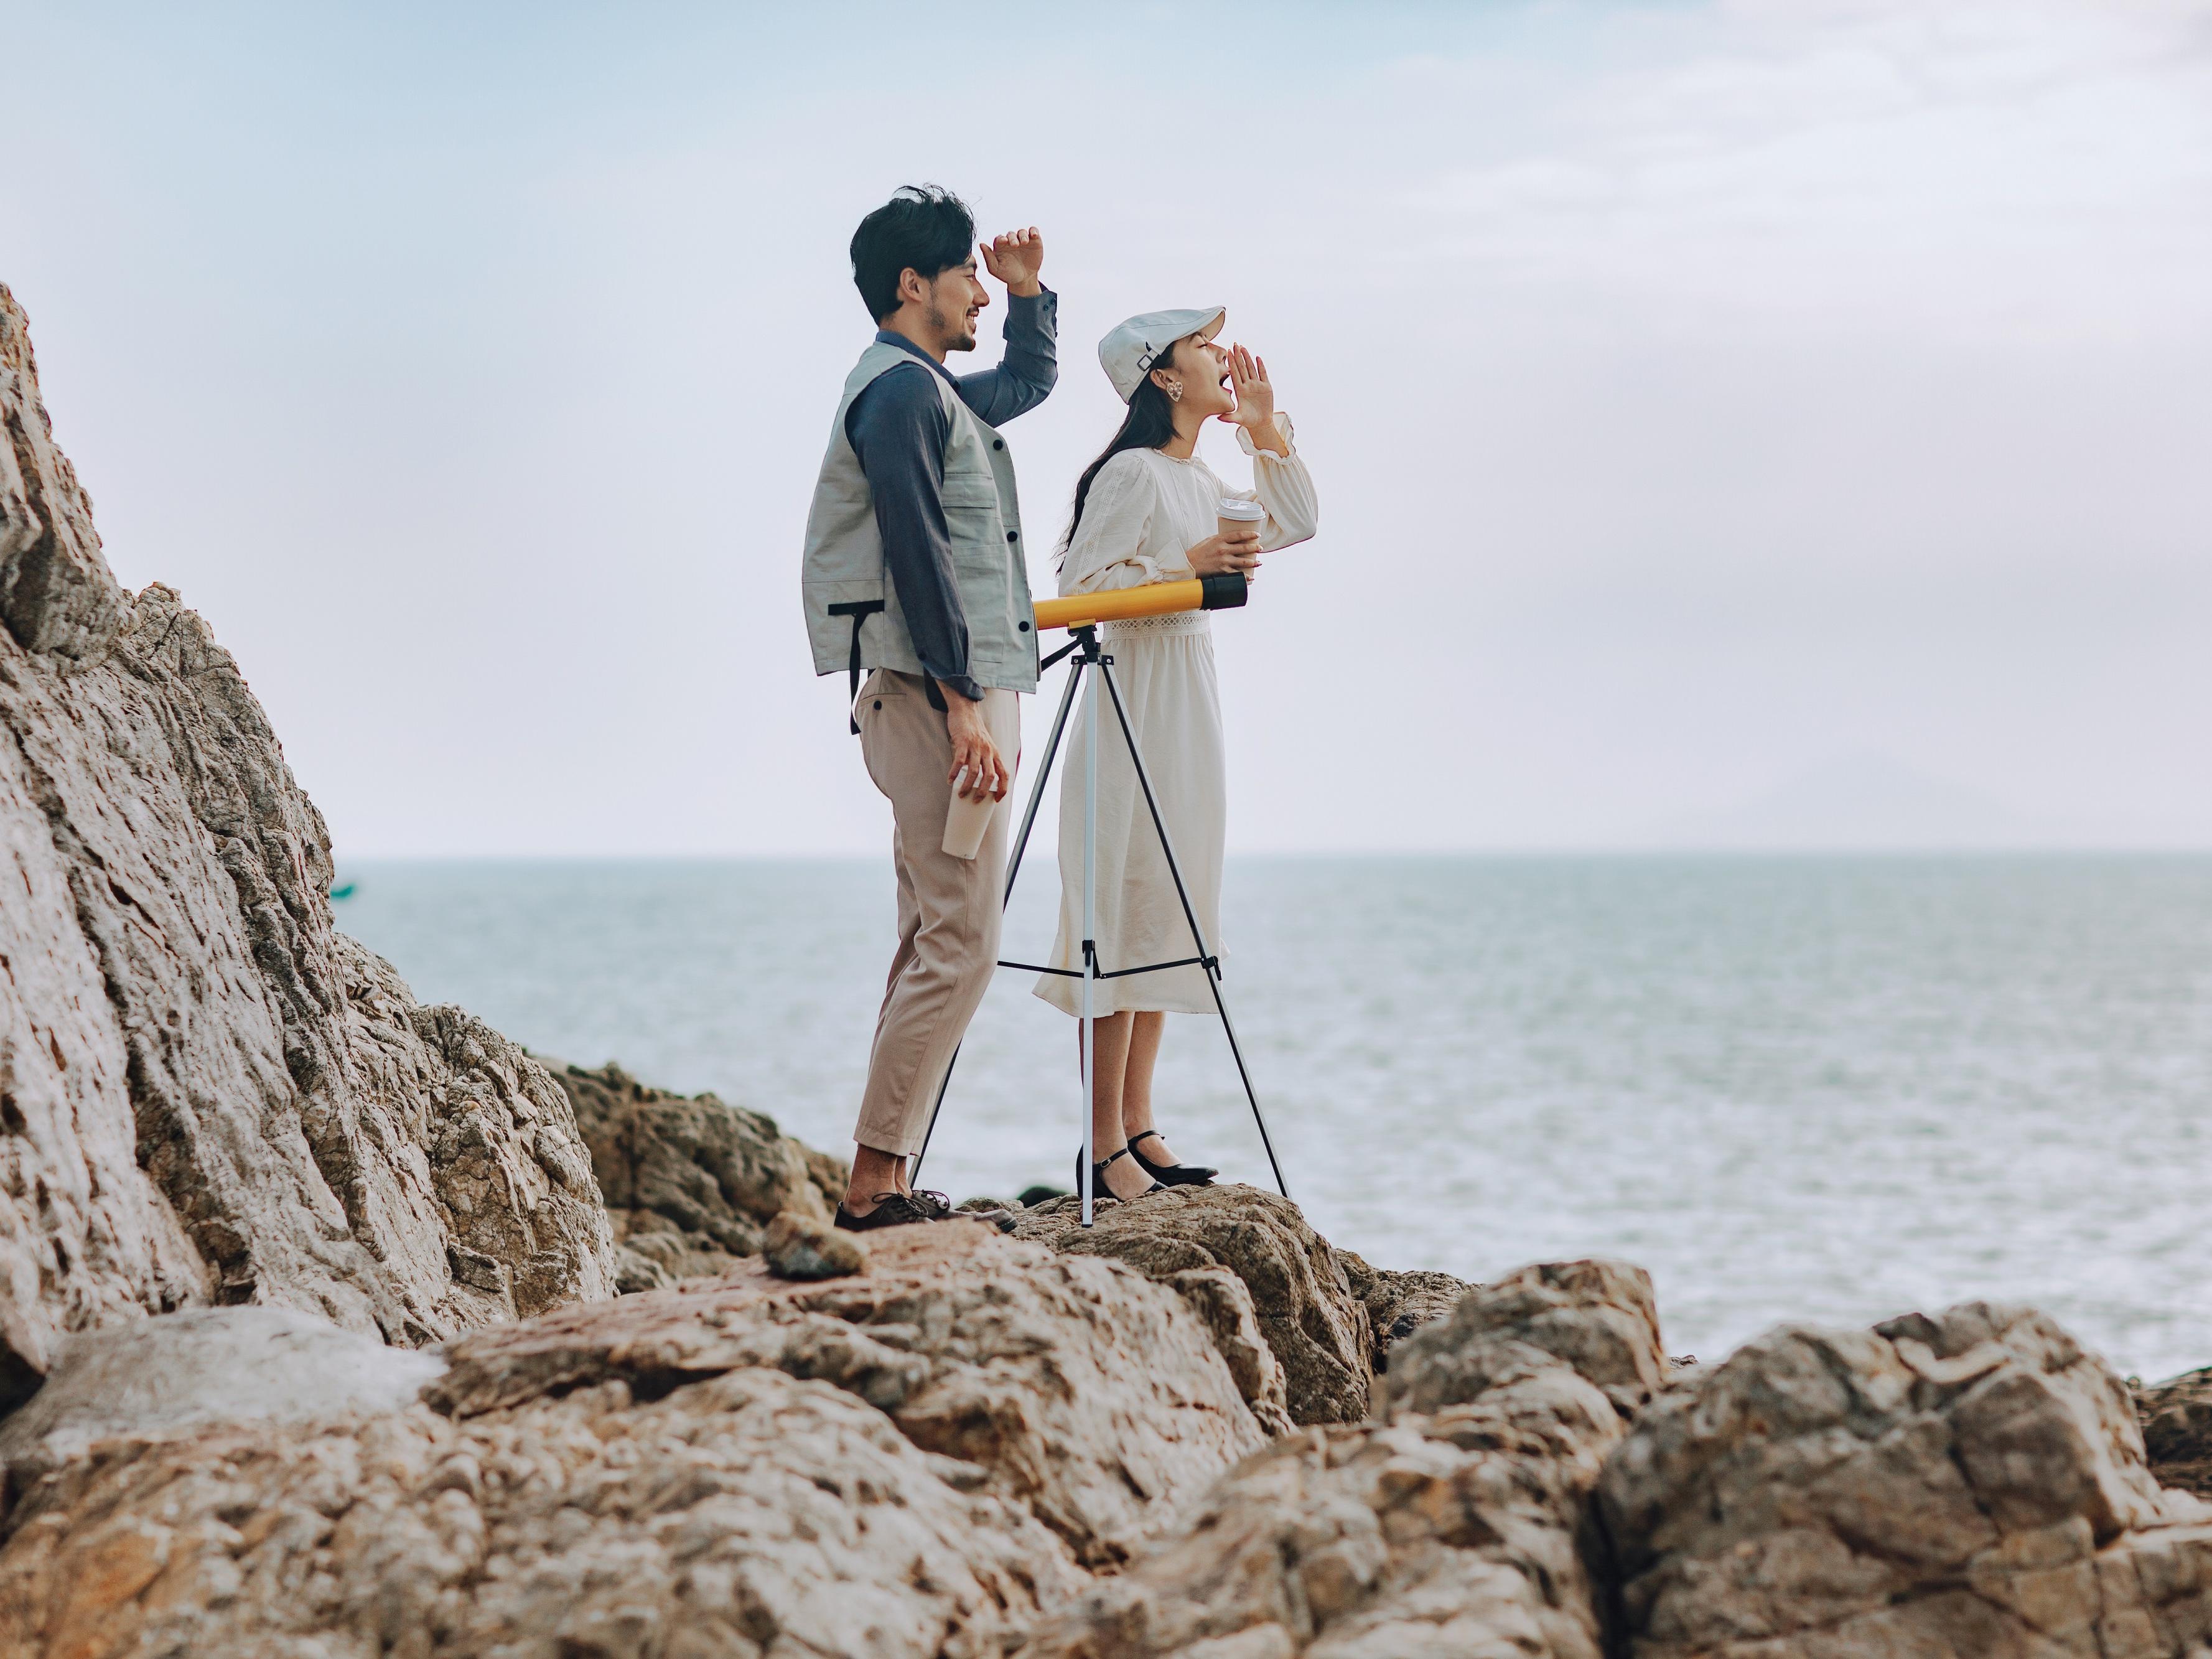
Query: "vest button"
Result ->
[[992, 439, 1004, 451], [1018, 620, 1030, 632], [1006, 530, 1019, 543]]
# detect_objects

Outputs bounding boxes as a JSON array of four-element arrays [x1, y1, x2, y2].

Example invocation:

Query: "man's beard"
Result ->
[[928, 302, 978, 353]]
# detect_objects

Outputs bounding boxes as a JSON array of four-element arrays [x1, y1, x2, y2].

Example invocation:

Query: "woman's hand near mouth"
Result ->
[[1223, 343, 1285, 452]]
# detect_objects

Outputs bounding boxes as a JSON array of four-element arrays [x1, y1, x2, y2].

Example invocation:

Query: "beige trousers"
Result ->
[[852, 670, 1013, 1157]]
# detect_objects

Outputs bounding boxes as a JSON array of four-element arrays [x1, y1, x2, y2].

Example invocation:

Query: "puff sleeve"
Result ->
[[1057, 452, 1169, 596], [1231, 413, 1318, 551]]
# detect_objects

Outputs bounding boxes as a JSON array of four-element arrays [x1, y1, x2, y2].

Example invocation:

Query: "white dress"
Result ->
[[1034, 415, 1318, 1016]]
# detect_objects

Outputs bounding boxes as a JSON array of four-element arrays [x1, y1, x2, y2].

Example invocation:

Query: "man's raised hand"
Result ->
[[981, 227, 1045, 298]]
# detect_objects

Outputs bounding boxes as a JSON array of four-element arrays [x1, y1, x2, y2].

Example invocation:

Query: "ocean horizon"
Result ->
[[334, 851, 2212, 1383]]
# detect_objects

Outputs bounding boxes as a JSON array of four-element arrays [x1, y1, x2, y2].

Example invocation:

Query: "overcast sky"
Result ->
[[6, 0, 2208, 855]]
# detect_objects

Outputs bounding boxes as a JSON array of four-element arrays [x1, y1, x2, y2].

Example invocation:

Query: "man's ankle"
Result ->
[[846, 1143, 907, 1218]]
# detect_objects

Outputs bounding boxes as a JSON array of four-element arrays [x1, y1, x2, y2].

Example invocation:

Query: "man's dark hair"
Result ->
[[850, 185, 976, 323]]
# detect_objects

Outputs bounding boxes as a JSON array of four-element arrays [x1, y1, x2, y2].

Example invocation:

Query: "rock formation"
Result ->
[[426, 1222, 1265, 1568], [759, 1210, 864, 1280], [1015, 1184, 1373, 1426], [0, 1223, 1266, 1654], [1388, 1257, 1663, 1422], [1338, 1248, 1474, 1373], [2139, 1366, 2212, 1499], [1600, 1300, 2212, 1657], [10, 1212, 2212, 1657], [1019, 1259, 1664, 1658], [551, 1060, 846, 1291], [0, 1357, 1080, 1658], [0, 1305, 443, 1492], [0, 283, 614, 1405]]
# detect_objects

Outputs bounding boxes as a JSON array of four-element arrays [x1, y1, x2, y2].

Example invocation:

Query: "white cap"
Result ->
[[1098, 307, 1226, 403]]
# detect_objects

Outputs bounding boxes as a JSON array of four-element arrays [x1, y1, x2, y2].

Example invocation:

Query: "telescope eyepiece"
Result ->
[[1198, 572, 1250, 612]]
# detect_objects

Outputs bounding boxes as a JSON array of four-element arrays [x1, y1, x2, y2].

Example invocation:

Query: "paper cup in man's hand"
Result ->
[[941, 688, 1023, 861]]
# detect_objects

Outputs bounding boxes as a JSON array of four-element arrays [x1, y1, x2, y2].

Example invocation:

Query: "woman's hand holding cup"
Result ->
[[1187, 530, 1262, 582], [1197, 497, 1268, 587]]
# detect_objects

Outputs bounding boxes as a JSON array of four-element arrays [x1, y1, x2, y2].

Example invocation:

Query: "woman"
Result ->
[[1035, 306, 1318, 1201]]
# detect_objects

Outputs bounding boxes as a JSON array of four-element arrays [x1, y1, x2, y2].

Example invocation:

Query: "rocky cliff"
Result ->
[[0, 1223, 1258, 1655], [12, 1230, 2212, 1658], [0, 282, 614, 1406]]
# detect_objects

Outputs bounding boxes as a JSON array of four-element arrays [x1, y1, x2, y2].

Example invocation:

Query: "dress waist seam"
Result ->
[[1101, 614, 1211, 637]]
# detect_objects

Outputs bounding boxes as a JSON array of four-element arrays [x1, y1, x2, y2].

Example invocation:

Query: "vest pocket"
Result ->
[[940, 472, 999, 511], [943, 475, 1015, 583]]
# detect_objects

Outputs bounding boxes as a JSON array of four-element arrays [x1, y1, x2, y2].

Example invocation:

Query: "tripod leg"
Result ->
[[1003, 652, 1083, 907], [1203, 977, 1291, 1200], [1096, 657, 1292, 1200], [910, 657, 1083, 1189], [1081, 647, 1098, 1228]]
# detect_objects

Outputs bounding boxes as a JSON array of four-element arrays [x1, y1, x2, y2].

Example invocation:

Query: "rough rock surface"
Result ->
[[2139, 1367, 2212, 1498], [1601, 1299, 2212, 1658], [553, 1060, 846, 1291], [1018, 1259, 1666, 1658], [1389, 1257, 1664, 1422], [1340, 1248, 1475, 1373], [1165, 1264, 1297, 1439], [760, 1210, 864, 1281], [427, 1221, 1265, 1568], [1015, 1185, 1373, 1426], [0, 284, 615, 1401], [0, 1223, 1275, 1655], [0, 1366, 1080, 1659], [0, 1306, 442, 1490], [0, 299, 116, 661]]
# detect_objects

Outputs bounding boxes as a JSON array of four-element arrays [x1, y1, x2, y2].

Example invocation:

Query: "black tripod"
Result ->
[[909, 623, 1290, 1227]]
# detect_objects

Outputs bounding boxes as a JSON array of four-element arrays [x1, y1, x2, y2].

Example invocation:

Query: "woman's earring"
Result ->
[[1164, 380, 1183, 403]]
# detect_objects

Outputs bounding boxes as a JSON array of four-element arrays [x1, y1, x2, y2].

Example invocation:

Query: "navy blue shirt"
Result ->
[[844, 288, 1058, 702]]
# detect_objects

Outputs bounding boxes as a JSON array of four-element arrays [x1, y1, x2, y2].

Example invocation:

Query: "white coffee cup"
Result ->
[[1217, 497, 1266, 545], [941, 687, 1023, 860]]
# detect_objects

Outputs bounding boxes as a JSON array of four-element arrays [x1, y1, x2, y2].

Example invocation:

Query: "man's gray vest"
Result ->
[[801, 342, 1038, 709]]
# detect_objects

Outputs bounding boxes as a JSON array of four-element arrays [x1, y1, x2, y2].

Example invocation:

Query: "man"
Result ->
[[800, 185, 1053, 1228]]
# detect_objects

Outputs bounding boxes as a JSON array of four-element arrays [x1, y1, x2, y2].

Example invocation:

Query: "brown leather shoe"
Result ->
[[834, 1192, 945, 1231]]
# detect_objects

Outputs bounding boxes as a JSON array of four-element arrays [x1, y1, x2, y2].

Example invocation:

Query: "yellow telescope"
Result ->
[[1031, 572, 1249, 633]]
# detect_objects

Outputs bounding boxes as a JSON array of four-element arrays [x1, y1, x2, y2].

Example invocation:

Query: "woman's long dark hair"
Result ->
[[1060, 346, 1185, 563]]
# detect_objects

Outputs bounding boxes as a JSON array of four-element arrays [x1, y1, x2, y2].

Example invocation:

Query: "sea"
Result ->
[[334, 854, 2212, 1384]]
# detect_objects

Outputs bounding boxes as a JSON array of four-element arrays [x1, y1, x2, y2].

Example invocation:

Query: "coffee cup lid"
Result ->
[[1217, 498, 1266, 521]]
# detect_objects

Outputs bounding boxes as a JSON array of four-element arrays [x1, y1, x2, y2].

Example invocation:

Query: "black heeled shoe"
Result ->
[[1078, 1144, 1164, 1202], [1127, 1129, 1218, 1187]]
